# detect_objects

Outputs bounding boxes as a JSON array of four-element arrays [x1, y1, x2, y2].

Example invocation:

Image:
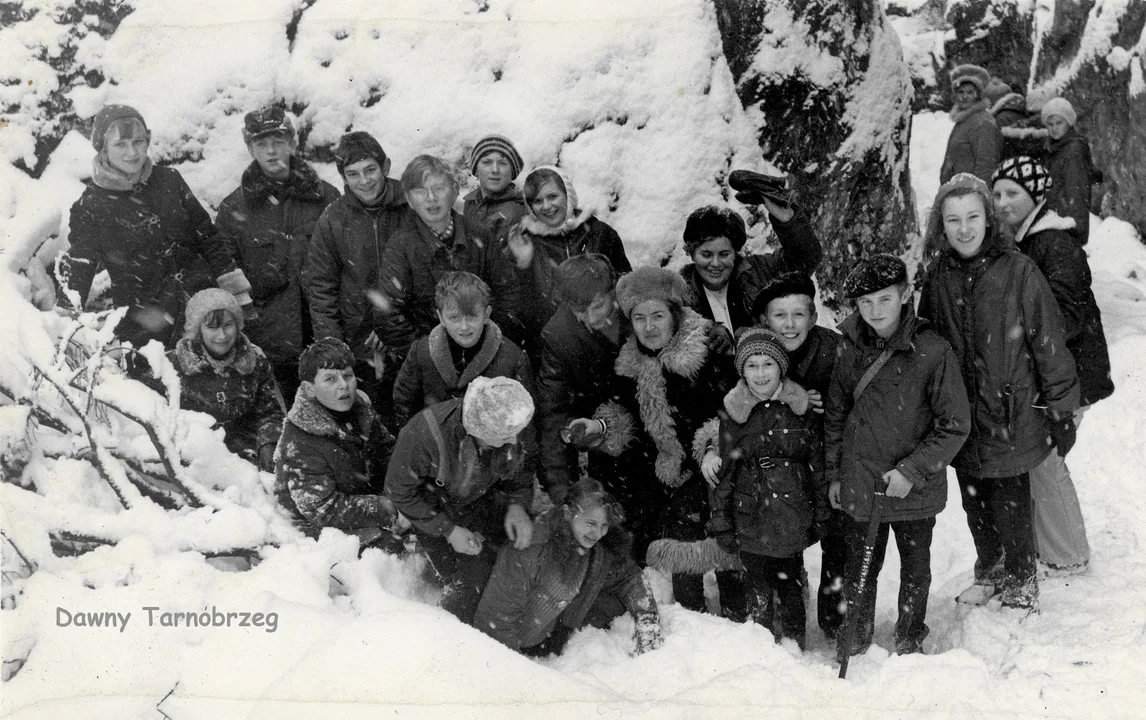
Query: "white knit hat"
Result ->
[[462, 376, 534, 443], [1041, 97, 1077, 127], [183, 288, 243, 340]]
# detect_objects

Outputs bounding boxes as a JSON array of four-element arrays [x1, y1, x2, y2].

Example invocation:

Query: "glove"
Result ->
[[633, 611, 662, 655], [1048, 413, 1077, 457], [729, 169, 793, 209], [704, 322, 734, 357], [713, 530, 739, 555]]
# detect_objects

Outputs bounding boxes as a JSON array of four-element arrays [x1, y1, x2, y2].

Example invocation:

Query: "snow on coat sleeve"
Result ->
[[1020, 262, 1080, 417], [302, 210, 347, 342], [892, 343, 971, 489], [281, 438, 393, 532], [60, 198, 101, 306]]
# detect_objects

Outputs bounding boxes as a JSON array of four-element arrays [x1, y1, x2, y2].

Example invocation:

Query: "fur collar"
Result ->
[[614, 308, 710, 487], [950, 99, 991, 125], [173, 334, 261, 376], [723, 379, 764, 425], [241, 157, 325, 205], [1016, 203, 1076, 243], [520, 207, 595, 237], [427, 321, 504, 389], [286, 382, 374, 439]]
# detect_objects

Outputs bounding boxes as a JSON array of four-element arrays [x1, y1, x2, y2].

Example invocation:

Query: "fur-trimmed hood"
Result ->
[[173, 334, 262, 376], [520, 165, 596, 237], [285, 381, 374, 439], [427, 321, 505, 390], [1014, 202, 1076, 244]]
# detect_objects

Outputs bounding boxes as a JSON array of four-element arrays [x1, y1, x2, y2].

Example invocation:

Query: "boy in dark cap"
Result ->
[[825, 254, 970, 661], [463, 134, 527, 240], [303, 130, 412, 426], [216, 106, 340, 402]]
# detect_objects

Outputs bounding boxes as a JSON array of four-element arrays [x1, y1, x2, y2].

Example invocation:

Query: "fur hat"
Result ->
[[243, 106, 295, 143], [735, 327, 789, 377], [469, 135, 524, 179], [750, 271, 816, 319], [91, 104, 148, 152], [683, 206, 748, 255], [992, 155, 1050, 203], [334, 131, 388, 176], [615, 267, 688, 317], [950, 64, 991, 95], [183, 288, 243, 340], [843, 254, 908, 299], [461, 376, 535, 443], [1041, 97, 1077, 127]]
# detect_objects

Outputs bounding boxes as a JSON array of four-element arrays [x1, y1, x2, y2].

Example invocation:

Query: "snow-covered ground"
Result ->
[[3, 5, 1146, 719]]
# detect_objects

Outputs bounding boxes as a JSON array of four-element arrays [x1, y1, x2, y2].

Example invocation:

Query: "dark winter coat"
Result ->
[[992, 93, 1046, 160], [535, 305, 627, 498], [170, 334, 284, 459], [785, 325, 841, 396], [384, 398, 534, 538], [1014, 204, 1113, 406], [62, 165, 235, 319], [680, 211, 823, 333], [474, 509, 655, 651], [216, 158, 339, 365], [592, 309, 737, 553], [392, 321, 535, 428], [707, 380, 827, 557], [462, 185, 526, 241], [1043, 127, 1096, 244], [940, 101, 1002, 185], [302, 179, 411, 361], [824, 307, 970, 522], [377, 211, 521, 357], [512, 213, 632, 342], [274, 384, 396, 538], [919, 242, 1079, 478]]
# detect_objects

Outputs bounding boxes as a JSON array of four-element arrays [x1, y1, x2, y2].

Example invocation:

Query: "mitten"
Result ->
[[704, 322, 734, 356], [728, 169, 793, 209], [1048, 413, 1077, 457], [633, 611, 662, 655], [216, 268, 254, 307]]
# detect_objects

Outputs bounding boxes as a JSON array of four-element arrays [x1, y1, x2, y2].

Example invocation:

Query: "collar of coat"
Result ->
[[343, 176, 406, 213], [286, 381, 374, 439], [519, 207, 596, 237], [839, 303, 921, 354], [428, 321, 504, 389], [241, 156, 326, 204], [949, 99, 991, 124], [173, 334, 261, 376], [614, 308, 710, 487], [1015, 202, 1076, 243], [723, 379, 776, 425]]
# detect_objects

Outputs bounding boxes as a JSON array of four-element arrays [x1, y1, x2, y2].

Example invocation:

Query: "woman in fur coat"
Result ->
[[939, 65, 1002, 185], [474, 478, 661, 657], [170, 288, 284, 471], [570, 267, 740, 613]]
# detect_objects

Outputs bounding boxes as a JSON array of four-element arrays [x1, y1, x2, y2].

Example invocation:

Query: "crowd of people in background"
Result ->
[[48, 68, 1112, 660]]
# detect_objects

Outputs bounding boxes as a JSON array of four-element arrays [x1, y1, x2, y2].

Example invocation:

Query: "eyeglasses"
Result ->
[[409, 183, 454, 201]]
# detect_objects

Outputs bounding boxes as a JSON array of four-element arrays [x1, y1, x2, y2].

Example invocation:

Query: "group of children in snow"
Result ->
[[52, 94, 1108, 661]]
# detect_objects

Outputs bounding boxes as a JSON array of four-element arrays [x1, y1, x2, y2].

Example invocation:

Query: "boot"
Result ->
[[1000, 573, 1039, 614], [956, 557, 1005, 606]]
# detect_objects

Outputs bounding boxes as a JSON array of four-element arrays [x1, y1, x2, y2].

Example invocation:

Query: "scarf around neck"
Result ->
[[92, 153, 154, 191]]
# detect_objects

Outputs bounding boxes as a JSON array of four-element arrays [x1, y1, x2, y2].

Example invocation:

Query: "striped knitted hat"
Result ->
[[735, 327, 789, 377], [469, 135, 524, 179], [992, 155, 1050, 203]]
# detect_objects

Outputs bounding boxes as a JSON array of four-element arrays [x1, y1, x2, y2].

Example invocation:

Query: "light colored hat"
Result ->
[[462, 376, 534, 443], [1041, 97, 1077, 127], [183, 288, 242, 340]]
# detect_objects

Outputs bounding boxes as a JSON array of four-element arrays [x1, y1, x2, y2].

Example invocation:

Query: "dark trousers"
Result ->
[[672, 570, 747, 618], [818, 515, 848, 638], [741, 552, 807, 649], [841, 514, 935, 655], [419, 496, 505, 624], [957, 471, 1035, 583]]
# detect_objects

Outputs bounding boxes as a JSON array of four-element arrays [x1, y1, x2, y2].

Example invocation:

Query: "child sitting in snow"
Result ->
[[170, 288, 284, 471], [826, 255, 970, 660], [700, 327, 828, 650], [391, 271, 534, 428], [462, 135, 527, 240], [474, 478, 661, 657], [275, 338, 399, 547]]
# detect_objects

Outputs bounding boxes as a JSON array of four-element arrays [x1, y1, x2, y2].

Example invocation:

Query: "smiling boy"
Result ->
[[462, 135, 526, 240]]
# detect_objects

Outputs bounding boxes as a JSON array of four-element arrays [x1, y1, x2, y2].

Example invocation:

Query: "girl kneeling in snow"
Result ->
[[699, 328, 828, 649], [170, 288, 284, 471], [473, 478, 661, 657]]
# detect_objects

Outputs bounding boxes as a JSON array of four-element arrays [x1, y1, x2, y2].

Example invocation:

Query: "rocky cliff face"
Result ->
[[713, 0, 918, 306]]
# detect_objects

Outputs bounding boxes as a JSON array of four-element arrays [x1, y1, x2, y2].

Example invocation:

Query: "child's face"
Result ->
[[104, 122, 150, 176], [407, 172, 457, 229], [529, 179, 569, 228], [992, 178, 1036, 229], [743, 354, 783, 401], [438, 302, 490, 349], [942, 193, 988, 259], [312, 366, 357, 413], [344, 158, 384, 204], [762, 295, 816, 352], [1045, 114, 1070, 140], [567, 503, 610, 550], [200, 313, 238, 358], [248, 133, 295, 181], [475, 152, 513, 195], [856, 284, 910, 340], [573, 292, 617, 332]]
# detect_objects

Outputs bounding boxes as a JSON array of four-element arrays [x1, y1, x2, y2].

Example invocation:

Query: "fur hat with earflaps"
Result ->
[[950, 64, 991, 95], [615, 267, 689, 318]]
